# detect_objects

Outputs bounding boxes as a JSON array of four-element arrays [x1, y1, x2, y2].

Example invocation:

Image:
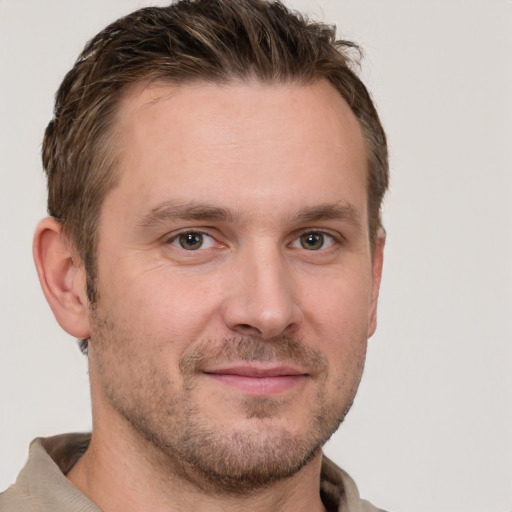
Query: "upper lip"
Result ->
[[203, 364, 307, 377]]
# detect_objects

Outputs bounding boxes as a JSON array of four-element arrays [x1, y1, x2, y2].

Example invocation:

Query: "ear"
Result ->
[[367, 228, 386, 338], [33, 217, 91, 339]]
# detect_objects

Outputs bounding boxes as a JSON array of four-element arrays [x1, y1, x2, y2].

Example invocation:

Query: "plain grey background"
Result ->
[[1, 1, 511, 511]]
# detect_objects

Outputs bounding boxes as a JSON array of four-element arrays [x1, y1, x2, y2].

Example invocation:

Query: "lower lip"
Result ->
[[205, 374, 306, 395]]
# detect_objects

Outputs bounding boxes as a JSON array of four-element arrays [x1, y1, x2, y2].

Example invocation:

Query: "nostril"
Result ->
[[235, 324, 263, 336]]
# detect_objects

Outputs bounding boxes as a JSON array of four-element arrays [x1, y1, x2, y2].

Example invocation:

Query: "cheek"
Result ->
[[97, 261, 225, 350], [299, 267, 372, 373], [300, 266, 373, 331]]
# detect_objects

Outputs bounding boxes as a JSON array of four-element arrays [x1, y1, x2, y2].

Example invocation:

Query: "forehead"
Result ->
[[108, 79, 368, 223], [116, 79, 364, 152]]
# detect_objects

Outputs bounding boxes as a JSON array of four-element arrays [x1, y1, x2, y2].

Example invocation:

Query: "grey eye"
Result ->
[[171, 232, 216, 250], [179, 232, 203, 250], [291, 231, 336, 251], [299, 232, 324, 250]]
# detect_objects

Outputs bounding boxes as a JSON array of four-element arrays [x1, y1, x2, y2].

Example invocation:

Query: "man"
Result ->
[[0, 0, 388, 511]]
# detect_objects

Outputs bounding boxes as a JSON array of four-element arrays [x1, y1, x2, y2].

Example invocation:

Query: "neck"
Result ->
[[68, 426, 326, 512], [67, 399, 327, 512]]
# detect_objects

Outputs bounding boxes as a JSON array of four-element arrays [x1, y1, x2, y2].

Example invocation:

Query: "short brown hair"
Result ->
[[43, 0, 388, 306]]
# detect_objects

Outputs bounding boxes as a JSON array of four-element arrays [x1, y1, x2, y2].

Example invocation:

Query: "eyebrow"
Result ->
[[136, 200, 361, 229], [137, 201, 236, 228], [293, 202, 361, 226]]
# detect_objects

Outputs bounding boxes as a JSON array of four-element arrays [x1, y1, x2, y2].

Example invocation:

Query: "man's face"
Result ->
[[86, 80, 383, 491]]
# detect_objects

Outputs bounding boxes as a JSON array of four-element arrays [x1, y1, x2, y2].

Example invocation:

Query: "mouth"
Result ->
[[202, 364, 308, 395]]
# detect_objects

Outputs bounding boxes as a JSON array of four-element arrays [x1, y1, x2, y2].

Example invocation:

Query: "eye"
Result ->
[[292, 231, 336, 251], [170, 231, 216, 251]]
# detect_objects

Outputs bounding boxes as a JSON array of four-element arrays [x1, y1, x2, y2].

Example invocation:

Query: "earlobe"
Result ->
[[33, 217, 91, 339], [367, 228, 386, 338]]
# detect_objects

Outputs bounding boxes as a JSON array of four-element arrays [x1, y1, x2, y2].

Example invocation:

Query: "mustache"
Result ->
[[179, 335, 328, 378]]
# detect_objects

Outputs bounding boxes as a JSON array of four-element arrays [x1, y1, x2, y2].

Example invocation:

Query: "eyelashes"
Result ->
[[166, 229, 340, 252], [169, 231, 217, 251], [290, 231, 336, 251]]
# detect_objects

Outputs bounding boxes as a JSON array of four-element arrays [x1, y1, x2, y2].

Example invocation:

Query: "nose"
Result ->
[[221, 243, 302, 339]]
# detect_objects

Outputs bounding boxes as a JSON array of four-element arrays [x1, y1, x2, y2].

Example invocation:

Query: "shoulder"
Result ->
[[1, 434, 97, 512], [321, 455, 389, 512], [0, 474, 33, 512]]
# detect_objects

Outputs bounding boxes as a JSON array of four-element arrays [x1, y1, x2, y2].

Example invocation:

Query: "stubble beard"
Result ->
[[90, 312, 365, 496]]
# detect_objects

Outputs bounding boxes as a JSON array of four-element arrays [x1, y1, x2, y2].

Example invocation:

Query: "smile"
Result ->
[[203, 365, 308, 395]]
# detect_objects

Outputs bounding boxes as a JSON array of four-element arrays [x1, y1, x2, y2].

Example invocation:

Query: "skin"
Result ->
[[34, 79, 385, 512]]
